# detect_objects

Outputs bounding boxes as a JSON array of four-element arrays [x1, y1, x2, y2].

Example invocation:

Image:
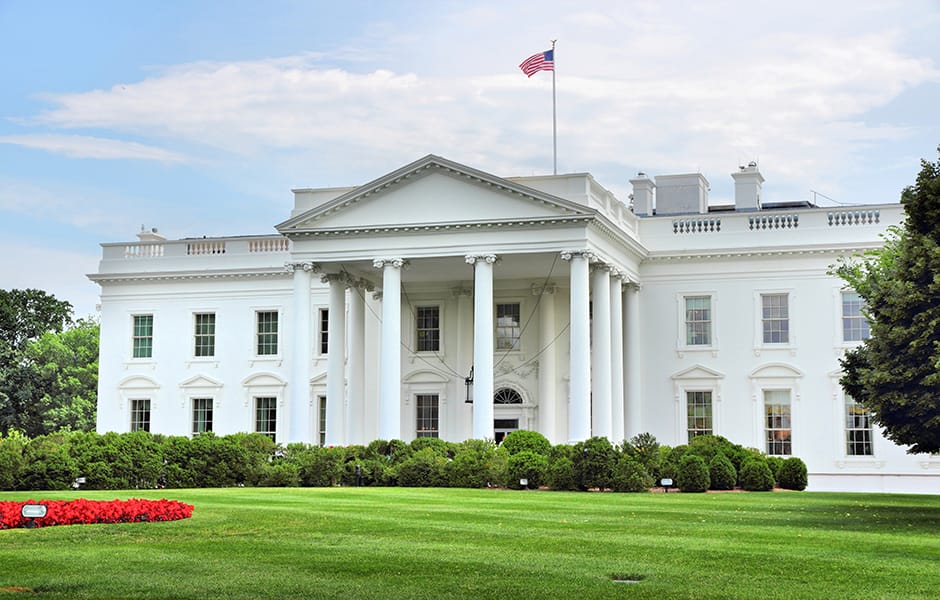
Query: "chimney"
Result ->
[[629, 172, 655, 216], [731, 161, 764, 211], [653, 173, 709, 215], [136, 225, 166, 242]]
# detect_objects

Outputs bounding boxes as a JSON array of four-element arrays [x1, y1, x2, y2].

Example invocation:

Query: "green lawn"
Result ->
[[1, 487, 938, 599]]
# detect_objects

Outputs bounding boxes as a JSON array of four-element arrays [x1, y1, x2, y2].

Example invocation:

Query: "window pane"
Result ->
[[842, 292, 870, 342], [416, 306, 440, 352], [319, 309, 329, 354], [761, 294, 789, 344], [845, 395, 873, 456], [686, 390, 713, 440], [318, 395, 327, 447], [764, 390, 791, 455], [194, 313, 216, 357], [685, 296, 712, 345], [256, 311, 279, 355], [496, 303, 521, 350], [130, 399, 151, 432], [132, 315, 153, 358], [192, 398, 213, 435], [415, 394, 439, 438], [255, 397, 277, 441]]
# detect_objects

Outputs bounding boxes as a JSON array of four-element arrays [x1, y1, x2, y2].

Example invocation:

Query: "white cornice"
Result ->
[[88, 267, 290, 285], [283, 215, 595, 238], [643, 241, 881, 262]]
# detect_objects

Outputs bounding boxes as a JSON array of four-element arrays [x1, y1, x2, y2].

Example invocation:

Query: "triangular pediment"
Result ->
[[277, 155, 592, 233], [671, 364, 725, 380], [179, 374, 223, 389]]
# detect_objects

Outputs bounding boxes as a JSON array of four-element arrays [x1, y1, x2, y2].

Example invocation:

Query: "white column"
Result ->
[[347, 282, 366, 445], [374, 258, 404, 441], [591, 265, 612, 440], [610, 272, 625, 444], [466, 253, 496, 440], [287, 261, 316, 443], [454, 286, 474, 439], [535, 284, 557, 443], [324, 275, 347, 446], [562, 250, 592, 443], [624, 282, 642, 438]]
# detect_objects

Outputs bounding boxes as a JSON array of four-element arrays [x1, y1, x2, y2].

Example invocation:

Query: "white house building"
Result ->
[[90, 154, 939, 493]]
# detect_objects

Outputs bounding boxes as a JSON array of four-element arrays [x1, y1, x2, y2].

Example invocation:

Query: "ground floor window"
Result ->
[[318, 395, 327, 446], [192, 397, 213, 436], [845, 395, 873, 456], [686, 390, 713, 441], [494, 418, 519, 444], [764, 390, 791, 456], [415, 394, 439, 438], [130, 398, 151, 432], [255, 397, 277, 441]]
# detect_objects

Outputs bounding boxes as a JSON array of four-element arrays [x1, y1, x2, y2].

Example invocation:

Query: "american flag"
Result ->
[[519, 49, 554, 77]]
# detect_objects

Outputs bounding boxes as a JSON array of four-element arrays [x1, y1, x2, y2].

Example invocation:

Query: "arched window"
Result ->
[[494, 388, 523, 404]]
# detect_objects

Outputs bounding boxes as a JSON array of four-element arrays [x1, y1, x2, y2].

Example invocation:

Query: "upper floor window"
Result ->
[[132, 315, 153, 358], [845, 395, 873, 456], [496, 303, 521, 351], [761, 294, 789, 344], [194, 313, 216, 357], [256, 311, 278, 355], [192, 397, 213, 436], [318, 308, 329, 355], [130, 398, 151, 432], [685, 296, 712, 346], [416, 306, 440, 352], [842, 292, 870, 342], [687, 391, 713, 440]]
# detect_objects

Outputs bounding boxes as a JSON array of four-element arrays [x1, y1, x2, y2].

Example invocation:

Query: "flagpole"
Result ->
[[551, 39, 557, 175]]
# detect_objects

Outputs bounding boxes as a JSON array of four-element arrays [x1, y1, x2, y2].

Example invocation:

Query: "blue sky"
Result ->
[[1, 0, 938, 317]]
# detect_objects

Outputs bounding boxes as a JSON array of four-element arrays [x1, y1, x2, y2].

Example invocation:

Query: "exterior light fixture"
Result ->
[[21, 504, 47, 528], [464, 366, 474, 403]]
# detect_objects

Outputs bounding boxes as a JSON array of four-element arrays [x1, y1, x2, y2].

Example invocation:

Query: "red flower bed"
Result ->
[[0, 499, 194, 529]]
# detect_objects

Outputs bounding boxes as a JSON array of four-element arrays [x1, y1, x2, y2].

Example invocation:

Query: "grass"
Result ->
[[1, 487, 938, 599]]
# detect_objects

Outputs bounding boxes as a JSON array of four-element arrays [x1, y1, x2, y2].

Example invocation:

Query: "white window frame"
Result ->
[[841, 291, 870, 344], [317, 307, 329, 356], [129, 398, 151, 433], [415, 393, 440, 438], [671, 364, 723, 443], [193, 311, 217, 358], [191, 397, 214, 436], [763, 389, 792, 456], [412, 303, 444, 354], [254, 396, 278, 441], [495, 300, 523, 353], [130, 313, 155, 361], [754, 290, 796, 352], [254, 309, 281, 358], [676, 292, 718, 355]]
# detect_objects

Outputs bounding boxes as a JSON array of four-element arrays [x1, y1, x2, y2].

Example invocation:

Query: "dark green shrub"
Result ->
[[777, 457, 808, 490], [444, 439, 499, 488], [0, 430, 28, 490], [295, 445, 344, 487], [610, 455, 653, 492], [765, 456, 785, 483], [660, 444, 688, 482], [708, 454, 737, 491], [258, 460, 300, 487], [501, 430, 551, 456], [622, 433, 661, 480], [573, 437, 616, 490], [505, 450, 548, 489], [677, 454, 709, 492], [546, 456, 577, 490], [740, 459, 775, 491], [395, 447, 448, 487], [410, 437, 454, 457], [20, 434, 77, 490]]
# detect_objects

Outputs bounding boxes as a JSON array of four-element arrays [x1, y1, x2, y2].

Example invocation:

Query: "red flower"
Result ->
[[0, 499, 194, 529]]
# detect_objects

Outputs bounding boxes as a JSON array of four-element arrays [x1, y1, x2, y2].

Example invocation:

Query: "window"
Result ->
[[194, 313, 216, 357], [496, 303, 521, 351], [132, 315, 153, 358], [130, 399, 151, 432], [192, 398, 213, 436], [318, 309, 329, 355], [845, 395, 873, 456], [761, 294, 789, 344], [494, 388, 523, 404], [842, 292, 870, 342], [415, 306, 440, 352], [318, 395, 327, 447], [415, 394, 439, 438], [686, 391, 713, 440], [255, 397, 277, 441], [256, 311, 278, 355], [764, 390, 791, 455], [685, 296, 712, 345]]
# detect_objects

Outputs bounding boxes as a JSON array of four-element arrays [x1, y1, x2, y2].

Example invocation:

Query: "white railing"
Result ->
[[828, 210, 880, 226], [673, 217, 721, 234], [748, 214, 799, 230], [113, 236, 290, 261]]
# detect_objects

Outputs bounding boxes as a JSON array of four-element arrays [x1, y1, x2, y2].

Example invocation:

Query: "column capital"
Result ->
[[465, 253, 498, 265], [285, 260, 319, 273], [373, 257, 406, 269], [320, 273, 347, 285], [452, 286, 473, 298], [560, 249, 596, 262], [590, 262, 612, 274]]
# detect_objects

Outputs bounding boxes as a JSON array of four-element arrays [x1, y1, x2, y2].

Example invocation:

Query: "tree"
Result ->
[[833, 147, 940, 454], [0, 289, 79, 436]]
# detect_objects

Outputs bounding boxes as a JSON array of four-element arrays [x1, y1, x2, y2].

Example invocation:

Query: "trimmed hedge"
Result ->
[[0, 430, 808, 493]]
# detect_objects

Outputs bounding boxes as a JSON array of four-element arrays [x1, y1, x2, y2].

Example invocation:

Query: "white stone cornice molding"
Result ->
[[465, 253, 498, 265], [373, 258, 406, 270], [284, 260, 319, 273], [560, 249, 597, 262], [531, 283, 557, 296]]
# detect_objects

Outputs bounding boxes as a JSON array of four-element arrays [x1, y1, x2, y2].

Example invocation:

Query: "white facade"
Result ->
[[90, 155, 940, 493]]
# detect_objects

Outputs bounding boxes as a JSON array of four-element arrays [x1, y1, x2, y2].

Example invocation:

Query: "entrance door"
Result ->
[[494, 419, 519, 444]]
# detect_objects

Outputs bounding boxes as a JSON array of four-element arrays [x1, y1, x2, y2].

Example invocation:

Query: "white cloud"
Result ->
[[0, 134, 185, 162]]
